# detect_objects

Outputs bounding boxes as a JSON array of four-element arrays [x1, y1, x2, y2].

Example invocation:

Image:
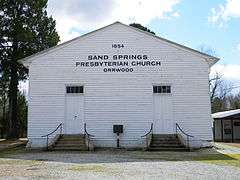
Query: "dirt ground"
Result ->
[[0, 139, 27, 151], [0, 146, 239, 180]]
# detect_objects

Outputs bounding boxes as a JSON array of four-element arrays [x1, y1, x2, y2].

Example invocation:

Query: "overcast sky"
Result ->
[[45, 0, 240, 89]]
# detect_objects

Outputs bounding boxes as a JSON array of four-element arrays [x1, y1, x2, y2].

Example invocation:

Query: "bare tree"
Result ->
[[209, 71, 234, 112], [228, 93, 240, 109], [209, 72, 222, 103], [198, 45, 234, 112], [218, 80, 233, 100], [198, 45, 216, 57]]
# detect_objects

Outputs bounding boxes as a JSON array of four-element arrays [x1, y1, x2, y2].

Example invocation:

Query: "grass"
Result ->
[[0, 147, 26, 157], [0, 147, 42, 166], [193, 153, 240, 168], [0, 146, 240, 169], [130, 150, 240, 168], [0, 158, 41, 166]]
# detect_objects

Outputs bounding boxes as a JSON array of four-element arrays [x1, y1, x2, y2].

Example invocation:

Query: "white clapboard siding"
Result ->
[[26, 23, 214, 147]]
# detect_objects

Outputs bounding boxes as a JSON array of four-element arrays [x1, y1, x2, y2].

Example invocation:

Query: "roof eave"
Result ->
[[18, 21, 221, 67], [207, 57, 220, 67]]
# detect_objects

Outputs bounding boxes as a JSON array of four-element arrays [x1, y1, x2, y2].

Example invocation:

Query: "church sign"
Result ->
[[75, 54, 161, 72]]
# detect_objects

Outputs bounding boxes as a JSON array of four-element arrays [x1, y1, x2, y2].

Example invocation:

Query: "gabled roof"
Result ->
[[212, 109, 240, 119], [19, 21, 220, 67]]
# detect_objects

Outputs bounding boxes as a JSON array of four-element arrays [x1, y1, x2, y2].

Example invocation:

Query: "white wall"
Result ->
[[27, 23, 213, 148]]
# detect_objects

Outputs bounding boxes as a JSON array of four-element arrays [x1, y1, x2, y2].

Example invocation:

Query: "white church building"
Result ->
[[20, 22, 219, 150]]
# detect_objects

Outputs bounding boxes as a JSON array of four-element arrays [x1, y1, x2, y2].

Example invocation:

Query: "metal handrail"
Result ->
[[141, 123, 153, 137], [84, 123, 94, 151], [42, 123, 63, 150], [141, 123, 153, 150], [176, 123, 194, 138], [176, 123, 194, 149], [84, 123, 94, 137]]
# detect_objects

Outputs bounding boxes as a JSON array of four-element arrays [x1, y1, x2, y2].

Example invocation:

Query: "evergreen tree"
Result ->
[[17, 91, 28, 137], [0, 73, 9, 138], [0, 0, 60, 139], [129, 23, 155, 35]]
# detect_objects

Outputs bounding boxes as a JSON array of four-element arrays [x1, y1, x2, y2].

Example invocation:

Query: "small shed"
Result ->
[[212, 109, 240, 142]]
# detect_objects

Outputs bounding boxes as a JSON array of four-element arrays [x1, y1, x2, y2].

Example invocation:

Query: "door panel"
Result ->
[[222, 120, 232, 142], [65, 95, 84, 134], [153, 95, 173, 134], [233, 120, 240, 141]]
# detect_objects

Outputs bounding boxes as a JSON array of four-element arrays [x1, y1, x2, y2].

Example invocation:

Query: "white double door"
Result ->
[[65, 95, 84, 134], [153, 95, 174, 134]]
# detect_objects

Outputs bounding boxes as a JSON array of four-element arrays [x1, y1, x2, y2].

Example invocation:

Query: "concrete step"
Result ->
[[56, 141, 85, 145], [53, 146, 88, 151], [55, 143, 86, 147], [59, 136, 85, 140], [149, 134, 187, 151], [61, 134, 85, 138], [152, 134, 177, 138], [58, 137, 85, 142], [151, 143, 182, 147], [54, 146, 87, 150], [151, 139, 181, 142], [151, 139, 180, 143], [60, 134, 85, 139], [150, 144, 185, 148], [152, 136, 178, 140], [57, 139, 85, 143], [148, 147, 189, 151], [51, 134, 88, 151], [151, 143, 183, 146]]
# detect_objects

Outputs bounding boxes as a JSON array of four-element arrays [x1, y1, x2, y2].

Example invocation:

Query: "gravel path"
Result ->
[[0, 148, 239, 180]]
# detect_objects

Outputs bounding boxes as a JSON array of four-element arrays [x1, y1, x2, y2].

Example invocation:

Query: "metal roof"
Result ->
[[212, 109, 240, 119]]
